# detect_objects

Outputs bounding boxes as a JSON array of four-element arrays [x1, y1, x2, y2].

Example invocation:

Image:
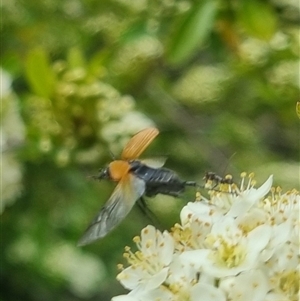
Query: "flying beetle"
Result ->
[[78, 127, 196, 246]]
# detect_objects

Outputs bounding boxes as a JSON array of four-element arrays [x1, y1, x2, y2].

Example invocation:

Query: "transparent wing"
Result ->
[[121, 128, 159, 160], [77, 174, 145, 246], [140, 157, 167, 168]]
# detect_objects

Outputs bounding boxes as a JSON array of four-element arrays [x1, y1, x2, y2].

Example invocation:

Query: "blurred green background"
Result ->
[[1, 0, 299, 300]]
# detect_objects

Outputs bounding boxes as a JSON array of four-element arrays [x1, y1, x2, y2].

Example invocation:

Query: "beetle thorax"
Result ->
[[109, 160, 130, 181]]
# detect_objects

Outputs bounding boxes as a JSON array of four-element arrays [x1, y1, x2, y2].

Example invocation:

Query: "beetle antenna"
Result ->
[[109, 150, 116, 160], [87, 174, 98, 180], [222, 152, 237, 175]]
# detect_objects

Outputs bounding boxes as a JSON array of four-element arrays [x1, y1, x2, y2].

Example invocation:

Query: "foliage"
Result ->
[[1, 0, 299, 300]]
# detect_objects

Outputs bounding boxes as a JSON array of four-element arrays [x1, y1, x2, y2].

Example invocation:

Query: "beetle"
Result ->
[[78, 127, 196, 246]]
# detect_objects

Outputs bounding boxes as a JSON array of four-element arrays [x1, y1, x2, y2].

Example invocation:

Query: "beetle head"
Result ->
[[93, 166, 111, 181]]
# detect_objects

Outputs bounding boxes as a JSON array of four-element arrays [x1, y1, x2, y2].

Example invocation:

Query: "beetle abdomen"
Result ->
[[129, 161, 186, 197]]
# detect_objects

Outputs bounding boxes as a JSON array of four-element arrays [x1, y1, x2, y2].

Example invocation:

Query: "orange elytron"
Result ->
[[78, 128, 196, 246]]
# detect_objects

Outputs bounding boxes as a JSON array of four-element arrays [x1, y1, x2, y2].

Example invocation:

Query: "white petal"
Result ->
[[117, 266, 145, 290], [246, 175, 273, 202], [198, 272, 216, 286], [167, 255, 185, 283], [191, 283, 226, 301], [179, 250, 209, 270], [181, 202, 222, 224], [271, 221, 292, 246], [270, 242, 299, 271], [265, 292, 290, 301], [247, 224, 271, 254], [130, 286, 174, 301], [157, 231, 174, 266], [112, 295, 139, 301], [203, 261, 247, 278], [261, 221, 292, 262], [210, 215, 238, 234], [235, 208, 267, 230], [228, 175, 273, 217], [140, 225, 157, 254], [185, 201, 211, 215], [180, 204, 195, 224], [220, 270, 269, 301], [227, 196, 256, 217], [144, 267, 169, 291]]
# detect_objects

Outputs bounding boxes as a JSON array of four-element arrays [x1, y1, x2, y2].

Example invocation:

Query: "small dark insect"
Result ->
[[203, 171, 233, 189], [78, 127, 196, 246]]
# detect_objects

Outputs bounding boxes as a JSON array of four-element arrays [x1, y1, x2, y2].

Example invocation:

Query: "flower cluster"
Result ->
[[1, 68, 25, 212], [113, 174, 299, 301]]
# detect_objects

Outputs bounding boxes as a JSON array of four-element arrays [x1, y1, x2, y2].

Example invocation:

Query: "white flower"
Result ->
[[261, 188, 299, 244], [210, 174, 273, 217], [1, 69, 25, 212], [264, 240, 299, 300], [133, 281, 226, 301], [180, 216, 271, 278], [163, 255, 226, 301], [119, 255, 226, 301], [116, 225, 174, 294], [173, 201, 223, 252], [219, 269, 269, 301], [112, 174, 299, 301]]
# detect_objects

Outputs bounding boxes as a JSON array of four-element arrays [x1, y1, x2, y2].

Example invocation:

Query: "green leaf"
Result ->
[[167, 0, 217, 65], [24, 48, 56, 98], [239, 0, 277, 41]]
